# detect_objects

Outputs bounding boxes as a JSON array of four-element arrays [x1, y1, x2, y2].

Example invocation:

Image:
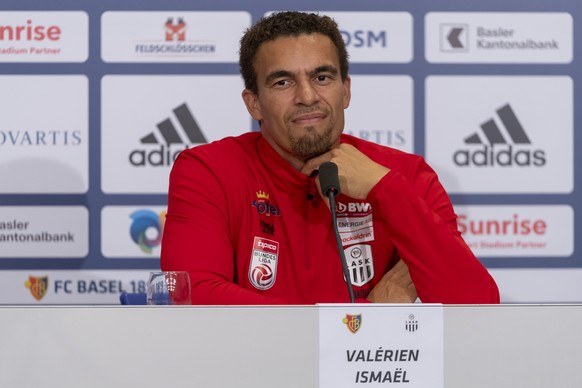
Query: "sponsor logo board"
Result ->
[[101, 11, 250, 63], [456, 205, 573, 257], [312, 12, 413, 63], [0, 270, 151, 304], [0, 75, 88, 193], [101, 206, 167, 258], [0, 206, 88, 258], [0, 11, 88, 62], [425, 12, 572, 63], [101, 75, 251, 193], [425, 76, 573, 194], [346, 75, 413, 153]]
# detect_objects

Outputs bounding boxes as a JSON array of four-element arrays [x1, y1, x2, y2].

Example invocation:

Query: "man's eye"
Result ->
[[315, 75, 333, 83], [274, 80, 289, 87]]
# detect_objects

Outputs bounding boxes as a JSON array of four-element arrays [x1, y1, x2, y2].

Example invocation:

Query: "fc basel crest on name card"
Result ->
[[248, 237, 279, 290], [343, 314, 362, 334]]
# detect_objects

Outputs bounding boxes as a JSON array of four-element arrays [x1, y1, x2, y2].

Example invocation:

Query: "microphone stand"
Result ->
[[327, 188, 356, 304]]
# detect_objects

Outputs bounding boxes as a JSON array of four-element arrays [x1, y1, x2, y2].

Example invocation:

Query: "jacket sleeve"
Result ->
[[367, 157, 500, 304], [161, 150, 287, 305]]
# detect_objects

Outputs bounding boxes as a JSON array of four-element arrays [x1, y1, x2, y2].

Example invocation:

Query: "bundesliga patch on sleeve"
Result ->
[[248, 236, 279, 290]]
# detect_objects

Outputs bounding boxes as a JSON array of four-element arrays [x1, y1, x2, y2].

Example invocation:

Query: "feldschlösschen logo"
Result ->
[[133, 15, 217, 57], [165, 17, 186, 41], [453, 103, 546, 167], [129, 102, 206, 167], [129, 209, 166, 253]]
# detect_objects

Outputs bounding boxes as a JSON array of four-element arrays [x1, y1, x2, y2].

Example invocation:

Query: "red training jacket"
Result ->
[[161, 132, 500, 304]]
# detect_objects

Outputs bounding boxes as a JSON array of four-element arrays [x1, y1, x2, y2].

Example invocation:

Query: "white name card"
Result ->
[[318, 304, 444, 387]]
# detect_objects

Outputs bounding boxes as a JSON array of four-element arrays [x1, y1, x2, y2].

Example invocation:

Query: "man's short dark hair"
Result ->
[[239, 11, 349, 95]]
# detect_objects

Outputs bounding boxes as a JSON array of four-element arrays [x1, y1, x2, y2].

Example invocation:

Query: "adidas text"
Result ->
[[453, 145, 546, 167], [129, 144, 187, 167]]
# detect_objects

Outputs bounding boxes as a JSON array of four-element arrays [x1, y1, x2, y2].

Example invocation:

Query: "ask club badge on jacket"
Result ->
[[336, 200, 375, 287]]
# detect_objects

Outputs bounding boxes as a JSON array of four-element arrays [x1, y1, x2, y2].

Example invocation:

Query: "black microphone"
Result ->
[[319, 161, 340, 197], [319, 162, 355, 304]]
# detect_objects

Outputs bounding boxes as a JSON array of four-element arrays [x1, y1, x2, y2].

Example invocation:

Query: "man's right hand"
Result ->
[[367, 259, 418, 303]]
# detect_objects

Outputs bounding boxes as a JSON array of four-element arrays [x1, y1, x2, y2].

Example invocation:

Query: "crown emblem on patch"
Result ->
[[256, 191, 269, 200]]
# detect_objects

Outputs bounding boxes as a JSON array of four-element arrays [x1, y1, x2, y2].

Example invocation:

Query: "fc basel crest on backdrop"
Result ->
[[249, 237, 279, 290], [25, 276, 48, 301]]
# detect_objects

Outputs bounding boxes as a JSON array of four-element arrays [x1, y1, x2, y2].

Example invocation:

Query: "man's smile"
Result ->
[[291, 112, 327, 125]]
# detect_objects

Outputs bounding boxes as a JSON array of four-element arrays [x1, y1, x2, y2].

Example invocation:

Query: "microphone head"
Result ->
[[319, 162, 341, 197]]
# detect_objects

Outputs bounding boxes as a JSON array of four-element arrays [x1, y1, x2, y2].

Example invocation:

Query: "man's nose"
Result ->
[[294, 80, 319, 105]]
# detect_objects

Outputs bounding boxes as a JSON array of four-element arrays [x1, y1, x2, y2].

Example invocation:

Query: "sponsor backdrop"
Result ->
[[0, 0, 579, 304]]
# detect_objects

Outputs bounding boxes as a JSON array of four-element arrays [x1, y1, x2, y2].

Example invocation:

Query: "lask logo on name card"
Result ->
[[248, 237, 279, 290]]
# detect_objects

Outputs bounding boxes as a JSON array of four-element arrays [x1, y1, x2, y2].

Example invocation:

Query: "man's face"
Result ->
[[242, 33, 351, 168]]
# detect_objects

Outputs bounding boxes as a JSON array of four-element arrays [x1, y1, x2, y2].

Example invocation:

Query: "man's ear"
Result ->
[[343, 75, 351, 109], [242, 89, 263, 122]]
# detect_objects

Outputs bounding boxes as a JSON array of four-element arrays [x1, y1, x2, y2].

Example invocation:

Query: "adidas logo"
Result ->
[[453, 103, 546, 167], [129, 103, 206, 167]]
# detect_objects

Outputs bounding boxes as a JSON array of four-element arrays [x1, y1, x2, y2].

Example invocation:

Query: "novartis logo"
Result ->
[[0, 20, 61, 41], [453, 103, 546, 167]]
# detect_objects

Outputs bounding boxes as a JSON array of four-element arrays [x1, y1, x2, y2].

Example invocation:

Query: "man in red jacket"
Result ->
[[161, 11, 500, 304]]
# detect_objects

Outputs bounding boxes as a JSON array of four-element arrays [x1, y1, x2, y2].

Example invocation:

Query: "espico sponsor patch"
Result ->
[[248, 237, 279, 290]]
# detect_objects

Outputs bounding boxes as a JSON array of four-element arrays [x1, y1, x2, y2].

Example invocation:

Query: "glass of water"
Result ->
[[146, 271, 192, 305]]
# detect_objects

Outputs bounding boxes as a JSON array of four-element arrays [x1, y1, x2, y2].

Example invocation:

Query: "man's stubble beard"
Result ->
[[287, 114, 339, 159], [289, 125, 333, 158]]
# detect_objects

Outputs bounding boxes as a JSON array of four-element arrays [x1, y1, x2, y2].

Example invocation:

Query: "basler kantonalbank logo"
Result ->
[[440, 24, 468, 52], [129, 102, 206, 167], [453, 103, 546, 168]]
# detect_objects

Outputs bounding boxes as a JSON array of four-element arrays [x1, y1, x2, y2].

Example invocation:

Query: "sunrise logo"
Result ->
[[129, 209, 166, 254]]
